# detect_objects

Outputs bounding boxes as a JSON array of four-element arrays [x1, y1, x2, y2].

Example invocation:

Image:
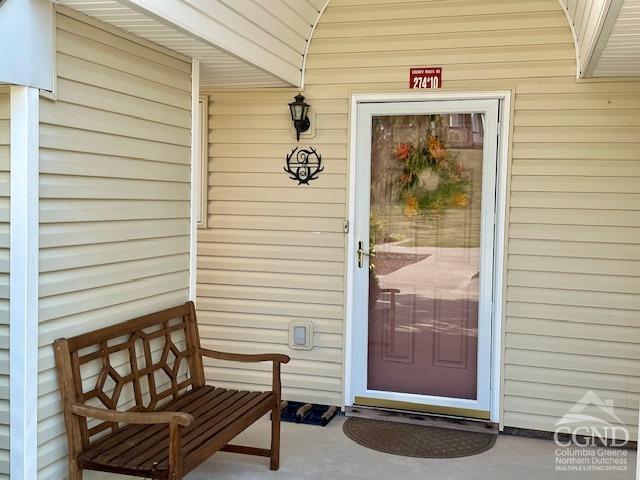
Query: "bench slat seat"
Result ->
[[79, 386, 276, 478], [54, 301, 289, 480]]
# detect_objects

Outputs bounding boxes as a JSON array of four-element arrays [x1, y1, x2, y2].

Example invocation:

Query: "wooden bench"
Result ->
[[54, 301, 290, 480]]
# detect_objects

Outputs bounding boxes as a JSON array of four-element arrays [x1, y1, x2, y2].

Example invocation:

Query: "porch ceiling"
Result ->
[[54, 0, 329, 89], [561, 0, 640, 78]]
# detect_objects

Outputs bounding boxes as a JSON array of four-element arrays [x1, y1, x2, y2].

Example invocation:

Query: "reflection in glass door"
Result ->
[[353, 99, 499, 415]]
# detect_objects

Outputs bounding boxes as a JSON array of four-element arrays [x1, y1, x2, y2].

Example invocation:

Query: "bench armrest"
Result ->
[[70, 403, 194, 427], [199, 348, 290, 364]]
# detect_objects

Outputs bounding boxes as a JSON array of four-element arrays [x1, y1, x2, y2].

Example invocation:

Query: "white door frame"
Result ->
[[344, 91, 511, 423]]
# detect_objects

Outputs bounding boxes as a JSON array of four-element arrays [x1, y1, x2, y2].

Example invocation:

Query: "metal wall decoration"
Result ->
[[284, 147, 324, 185]]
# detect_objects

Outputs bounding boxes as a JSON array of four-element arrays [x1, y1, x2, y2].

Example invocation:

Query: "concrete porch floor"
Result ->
[[182, 416, 636, 480]]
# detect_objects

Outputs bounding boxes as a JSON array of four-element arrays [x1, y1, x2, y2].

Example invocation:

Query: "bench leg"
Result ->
[[68, 458, 82, 480], [270, 400, 281, 470]]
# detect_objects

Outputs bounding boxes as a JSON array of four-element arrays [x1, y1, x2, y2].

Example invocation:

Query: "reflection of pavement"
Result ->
[[375, 243, 479, 301]]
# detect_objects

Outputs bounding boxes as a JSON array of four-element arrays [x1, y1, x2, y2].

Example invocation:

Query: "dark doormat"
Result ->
[[343, 417, 497, 458]]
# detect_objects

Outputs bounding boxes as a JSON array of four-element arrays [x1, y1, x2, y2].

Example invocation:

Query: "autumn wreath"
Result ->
[[394, 134, 469, 217]]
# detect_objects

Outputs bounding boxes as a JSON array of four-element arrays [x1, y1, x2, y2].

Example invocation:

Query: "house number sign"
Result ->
[[409, 67, 442, 89]]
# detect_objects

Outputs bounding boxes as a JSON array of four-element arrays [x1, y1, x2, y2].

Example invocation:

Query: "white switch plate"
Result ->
[[288, 321, 314, 350]]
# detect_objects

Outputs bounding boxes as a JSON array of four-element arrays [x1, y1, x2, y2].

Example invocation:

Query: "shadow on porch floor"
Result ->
[[183, 415, 635, 480]]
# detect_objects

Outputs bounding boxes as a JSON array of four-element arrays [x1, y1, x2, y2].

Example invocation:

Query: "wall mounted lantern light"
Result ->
[[288, 93, 310, 141]]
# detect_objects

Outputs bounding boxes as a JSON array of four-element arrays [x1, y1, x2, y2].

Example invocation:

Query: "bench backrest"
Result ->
[[54, 301, 205, 446]]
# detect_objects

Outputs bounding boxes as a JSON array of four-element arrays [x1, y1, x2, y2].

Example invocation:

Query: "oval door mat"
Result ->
[[343, 417, 496, 458]]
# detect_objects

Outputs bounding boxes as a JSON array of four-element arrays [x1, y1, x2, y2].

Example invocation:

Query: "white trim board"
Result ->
[[9, 85, 40, 480], [343, 91, 511, 424], [189, 59, 200, 301]]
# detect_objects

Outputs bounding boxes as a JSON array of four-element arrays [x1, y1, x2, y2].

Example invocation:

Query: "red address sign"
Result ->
[[409, 67, 442, 89]]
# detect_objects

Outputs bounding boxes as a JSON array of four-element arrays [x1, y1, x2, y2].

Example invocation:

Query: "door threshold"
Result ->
[[346, 405, 498, 435]]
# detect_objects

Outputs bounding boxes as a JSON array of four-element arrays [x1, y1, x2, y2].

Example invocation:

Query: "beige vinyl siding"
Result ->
[[198, 91, 345, 406], [37, 13, 191, 480], [200, 0, 640, 437], [0, 93, 10, 479]]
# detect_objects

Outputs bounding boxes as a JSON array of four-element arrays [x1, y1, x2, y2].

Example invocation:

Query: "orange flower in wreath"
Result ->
[[395, 143, 412, 161], [404, 195, 418, 217], [427, 135, 447, 161]]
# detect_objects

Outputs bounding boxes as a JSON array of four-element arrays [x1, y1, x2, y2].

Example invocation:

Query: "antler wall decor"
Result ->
[[284, 147, 324, 185]]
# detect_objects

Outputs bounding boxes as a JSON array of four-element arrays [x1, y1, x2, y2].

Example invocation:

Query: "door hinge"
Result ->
[[343, 220, 349, 233]]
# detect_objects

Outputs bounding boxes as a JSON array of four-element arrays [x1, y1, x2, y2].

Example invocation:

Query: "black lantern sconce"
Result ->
[[288, 93, 310, 142]]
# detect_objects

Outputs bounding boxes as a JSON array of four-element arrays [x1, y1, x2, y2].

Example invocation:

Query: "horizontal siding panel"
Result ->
[[209, 172, 346, 189], [197, 283, 343, 305], [40, 254, 189, 297], [198, 229, 345, 248], [209, 201, 345, 218], [210, 129, 348, 145], [40, 199, 189, 223], [505, 364, 640, 393], [508, 270, 640, 294], [309, 28, 570, 54], [305, 60, 575, 85], [197, 297, 342, 321], [506, 332, 640, 360], [515, 93, 640, 110], [306, 44, 574, 70], [39, 271, 189, 323], [198, 242, 344, 261], [514, 109, 640, 126], [40, 175, 189, 200], [211, 157, 347, 174], [507, 317, 640, 343], [210, 114, 347, 131], [40, 100, 190, 146], [56, 29, 190, 91], [507, 286, 640, 310], [509, 208, 640, 226], [313, 11, 567, 38], [40, 124, 190, 165], [56, 78, 190, 129], [509, 238, 640, 257], [198, 339, 341, 364], [40, 149, 190, 182], [197, 311, 342, 334], [508, 254, 640, 276], [511, 159, 640, 177], [512, 142, 640, 160], [55, 14, 191, 73], [38, 288, 189, 348], [207, 215, 345, 233], [507, 302, 640, 327], [200, 325, 341, 349], [511, 176, 640, 193], [40, 219, 189, 248], [210, 185, 346, 204], [198, 256, 343, 276], [41, 236, 189, 272], [504, 396, 638, 430], [204, 367, 341, 393], [514, 126, 640, 143], [57, 54, 190, 109], [506, 348, 640, 377], [199, 269, 343, 291], [510, 192, 640, 210]]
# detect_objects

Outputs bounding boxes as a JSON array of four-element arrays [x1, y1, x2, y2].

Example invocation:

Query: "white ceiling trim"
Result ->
[[54, 0, 330, 88], [559, 0, 640, 78]]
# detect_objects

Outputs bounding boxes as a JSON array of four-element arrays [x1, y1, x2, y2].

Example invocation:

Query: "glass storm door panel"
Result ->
[[353, 99, 498, 413]]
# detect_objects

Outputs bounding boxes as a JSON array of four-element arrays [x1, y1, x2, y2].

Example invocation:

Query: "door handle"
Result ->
[[357, 241, 373, 268]]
